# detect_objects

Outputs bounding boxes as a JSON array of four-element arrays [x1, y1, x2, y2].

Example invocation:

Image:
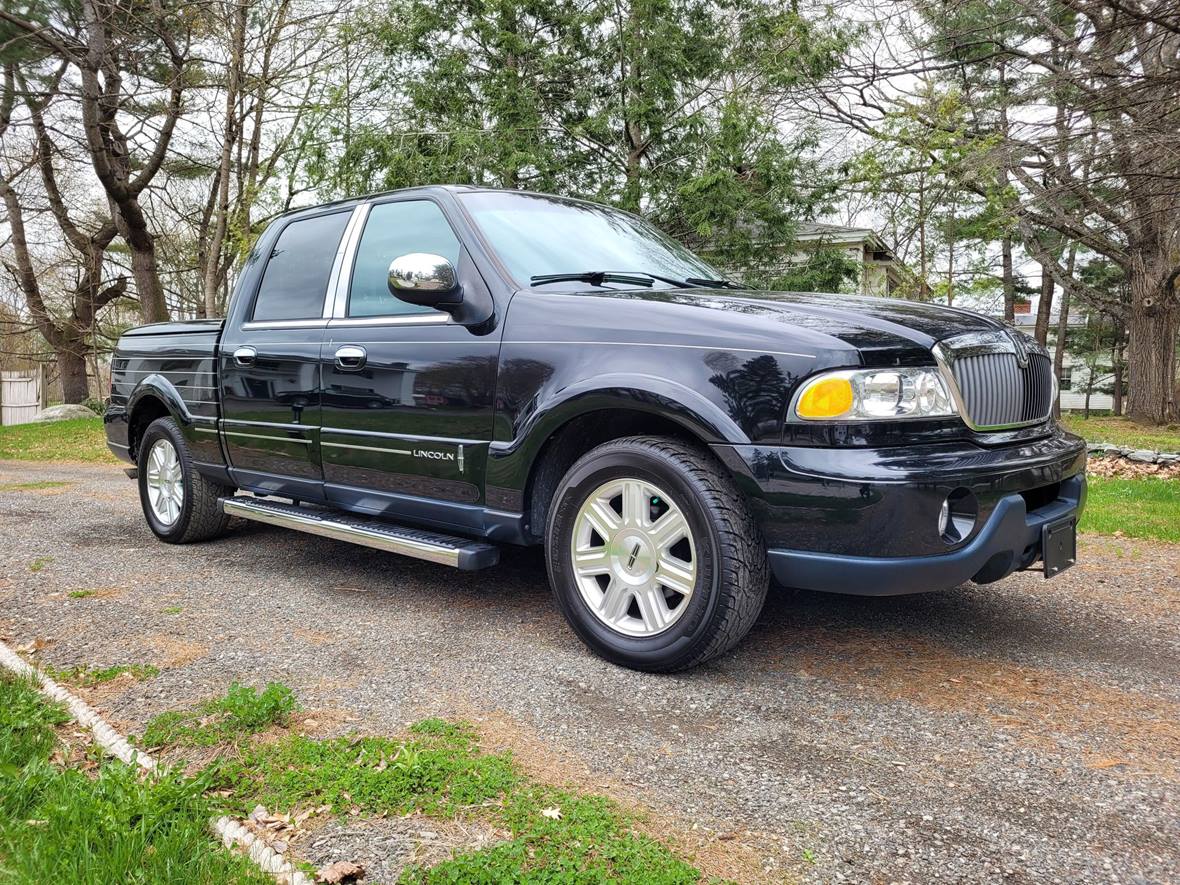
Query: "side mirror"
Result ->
[[386, 250, 495, 330], [387, 253, 461, 306]]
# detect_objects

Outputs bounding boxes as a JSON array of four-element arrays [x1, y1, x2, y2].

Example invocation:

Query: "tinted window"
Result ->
[[458, 191, 722, 287], [252, 211, 350, 321], [348, 200, 461, 318]]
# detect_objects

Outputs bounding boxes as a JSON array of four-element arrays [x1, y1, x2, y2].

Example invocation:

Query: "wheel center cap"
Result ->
[[613, 531, 655, 582]]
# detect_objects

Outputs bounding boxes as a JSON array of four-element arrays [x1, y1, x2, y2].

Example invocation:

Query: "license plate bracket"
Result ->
[[1042, 517, 1077, 578]]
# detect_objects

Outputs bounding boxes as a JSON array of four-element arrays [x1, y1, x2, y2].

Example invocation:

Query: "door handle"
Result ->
[[232, 346, 257, 367], [335, 345, 367, 371]]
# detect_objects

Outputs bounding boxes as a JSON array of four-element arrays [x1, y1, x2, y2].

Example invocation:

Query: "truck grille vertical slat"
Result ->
[[949, 349, 1053, 430]]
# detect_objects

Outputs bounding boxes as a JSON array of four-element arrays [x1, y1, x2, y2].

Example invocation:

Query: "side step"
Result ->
[[221, 496, 499, 570]]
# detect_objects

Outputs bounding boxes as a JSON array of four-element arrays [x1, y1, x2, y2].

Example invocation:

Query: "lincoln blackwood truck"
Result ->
[[105, 186, 1086, 671]]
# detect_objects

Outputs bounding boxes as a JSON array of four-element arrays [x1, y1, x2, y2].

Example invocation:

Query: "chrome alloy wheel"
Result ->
[[570, 477, 697, 637], [145, 438, 184, 526]]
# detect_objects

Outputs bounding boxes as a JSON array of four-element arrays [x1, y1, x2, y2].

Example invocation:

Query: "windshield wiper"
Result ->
[[530, 270, 741, 290], [530, 271, 655, 288], [685, 276, 743, 289]]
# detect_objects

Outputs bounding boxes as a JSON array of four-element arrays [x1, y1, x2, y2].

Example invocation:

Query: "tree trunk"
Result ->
[[58, 348, 90, 404], [1034, 265, 1053, 345], [1125, 256, 1179, 425], [125, 226, 170, 323], [1125, 306, 1179, 424], [1053, 288, 1070, 417], [1112, 318, 1125, 416], [1001, 236, 1015, 323]]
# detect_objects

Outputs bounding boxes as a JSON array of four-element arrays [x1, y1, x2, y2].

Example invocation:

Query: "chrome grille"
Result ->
[[935, 331, 1054, 431]]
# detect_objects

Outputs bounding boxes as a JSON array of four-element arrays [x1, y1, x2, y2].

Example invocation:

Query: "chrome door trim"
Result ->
[[329, 202, 372, 318], [240, 318, 329, 331], [323, 204, 370, 318], [326, 314, 451, 328], [320, 440, 413, 455], [321, 426, 484, 445], [221, 429, 313, 443]]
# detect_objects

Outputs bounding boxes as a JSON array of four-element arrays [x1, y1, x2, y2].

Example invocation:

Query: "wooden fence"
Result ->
[[0, 366, 46, 426]]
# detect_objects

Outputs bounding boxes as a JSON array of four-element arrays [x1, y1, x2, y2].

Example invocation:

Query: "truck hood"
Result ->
[[610, 287, 1007, 360]]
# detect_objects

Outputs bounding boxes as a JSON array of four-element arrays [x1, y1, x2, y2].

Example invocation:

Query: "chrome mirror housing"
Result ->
[[387, 253, 459, 296]]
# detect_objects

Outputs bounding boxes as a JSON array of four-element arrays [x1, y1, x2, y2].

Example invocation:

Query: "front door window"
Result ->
[[348, 201, 462, 319]]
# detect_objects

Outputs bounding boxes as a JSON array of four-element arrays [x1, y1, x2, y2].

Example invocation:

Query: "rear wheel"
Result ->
[[545, 436, 768, 671], [137, 417, 231, 544]]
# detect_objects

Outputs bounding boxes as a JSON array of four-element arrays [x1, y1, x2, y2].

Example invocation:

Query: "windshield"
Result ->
[[458, 191, 724, 288]]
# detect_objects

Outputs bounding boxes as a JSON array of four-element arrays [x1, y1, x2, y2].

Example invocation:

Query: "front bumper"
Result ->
[[713, 426, 1087, 596]]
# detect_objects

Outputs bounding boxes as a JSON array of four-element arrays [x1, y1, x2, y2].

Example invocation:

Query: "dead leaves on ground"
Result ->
[[315, 860, 365, 884]]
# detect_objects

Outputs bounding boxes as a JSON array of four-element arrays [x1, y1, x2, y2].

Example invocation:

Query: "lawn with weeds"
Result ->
[[0, 672, 267, 884], [0, 480, 71, 491], [1062, 414, 1180, 452], [0, 416, 117, 463], [45, 663, 160, 687], [1080, 477, 1180, 542], [211, 718, 707, 884], [140, 682, 297, 748]]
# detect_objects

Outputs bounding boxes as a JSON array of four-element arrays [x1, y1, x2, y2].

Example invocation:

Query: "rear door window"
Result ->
[[252, 211, 351, 321]]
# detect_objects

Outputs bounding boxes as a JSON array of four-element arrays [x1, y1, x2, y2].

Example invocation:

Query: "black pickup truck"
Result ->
[[105, 186, 1086, 671]]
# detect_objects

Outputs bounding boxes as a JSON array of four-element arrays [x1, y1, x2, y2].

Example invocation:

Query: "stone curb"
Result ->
[[0, 640, 315, 885], [1085, 443, 1180, 466]]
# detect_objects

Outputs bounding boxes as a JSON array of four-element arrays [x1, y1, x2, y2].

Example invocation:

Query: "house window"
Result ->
[[1059, 366, 1073, 391]]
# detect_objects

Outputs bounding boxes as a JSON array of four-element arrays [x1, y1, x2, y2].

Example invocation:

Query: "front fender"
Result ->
[[484, 374, 751, 514], [523, 373, 748, 448]]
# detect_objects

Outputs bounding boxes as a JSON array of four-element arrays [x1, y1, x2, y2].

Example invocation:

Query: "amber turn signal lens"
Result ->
[[796, 377, 854, 418]]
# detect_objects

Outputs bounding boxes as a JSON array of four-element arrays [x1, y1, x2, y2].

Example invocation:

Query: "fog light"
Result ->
[[939, 488, 979, 544]]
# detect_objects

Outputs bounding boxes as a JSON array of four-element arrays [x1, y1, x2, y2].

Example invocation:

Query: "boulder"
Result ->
[[1125, 449, 1158, 463], [33, 403, 98, 422]]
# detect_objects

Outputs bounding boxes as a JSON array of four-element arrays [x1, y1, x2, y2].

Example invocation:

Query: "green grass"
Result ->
[[0, 672, 267, 885], [1080, 477, 1180, 542], [1062, 414, 1180, 452], [210, 718, 705, 884], [44, 663, 160, 687], [161, 605, 184, 615], [67, 590, 95, 599], [4, 671, 709, 884], [0, 416, 118, 463], [28, 556, 52, 573], [140, 682, 297, 748], [0, 480, 71, 491]]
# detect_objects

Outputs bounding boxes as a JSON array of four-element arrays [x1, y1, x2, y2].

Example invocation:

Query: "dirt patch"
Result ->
[[467, 709, 793, 884], [292, 628, 335, 645], [290, 813, 504, 883], [142, 634, 208, 668], [790, 627, 1180, 778], [1059, 536, 1180, 619]]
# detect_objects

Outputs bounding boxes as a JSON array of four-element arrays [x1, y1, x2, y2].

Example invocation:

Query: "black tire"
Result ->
[[137, 417, 232, 544], [545, 436, 768, 672]]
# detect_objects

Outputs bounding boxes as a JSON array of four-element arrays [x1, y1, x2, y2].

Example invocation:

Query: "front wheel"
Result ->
[[137, 417, 232, 544], [545, 436, 768, 672]]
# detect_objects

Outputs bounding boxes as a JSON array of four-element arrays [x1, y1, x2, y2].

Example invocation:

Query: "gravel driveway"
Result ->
[[2, 460, 1177, 884]]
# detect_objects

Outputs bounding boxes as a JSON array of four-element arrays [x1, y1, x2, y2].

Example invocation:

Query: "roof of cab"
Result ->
[[277, 184, 617, 223]]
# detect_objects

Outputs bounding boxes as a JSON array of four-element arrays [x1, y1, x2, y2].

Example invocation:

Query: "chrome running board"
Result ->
[[221, 496, 499, 570]]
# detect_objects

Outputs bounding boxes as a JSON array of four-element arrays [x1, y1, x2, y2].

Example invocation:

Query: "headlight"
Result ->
[[793, 368, 957, 421]]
